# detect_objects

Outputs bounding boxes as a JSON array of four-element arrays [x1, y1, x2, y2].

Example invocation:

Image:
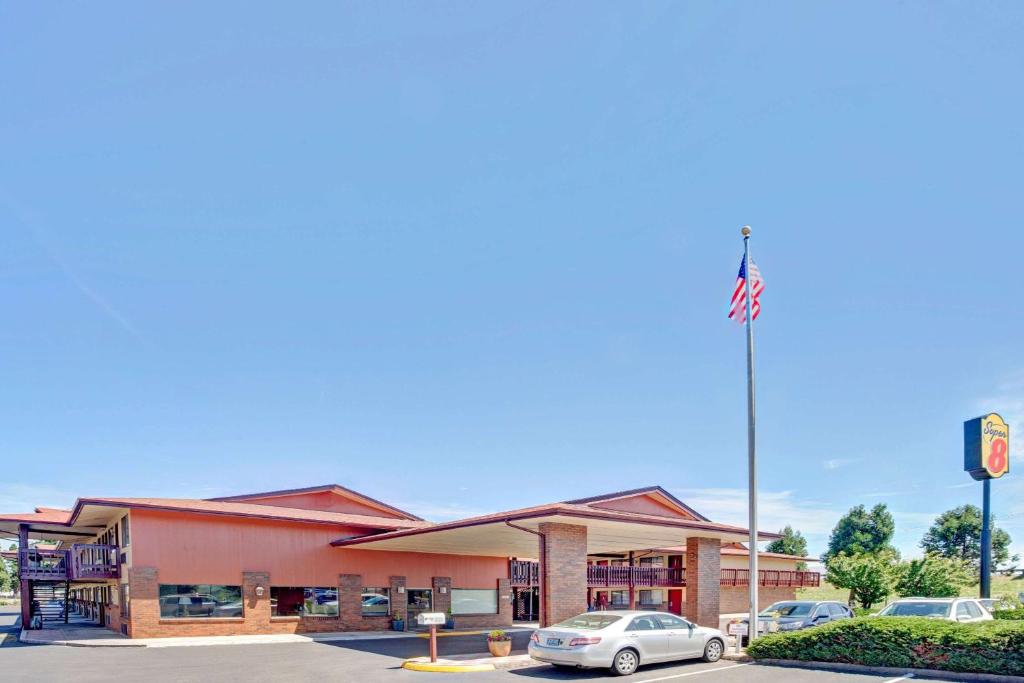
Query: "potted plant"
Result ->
[[487, 629, 512, 657], [390, 612, 405, 631], [445, 607, 455, 630]]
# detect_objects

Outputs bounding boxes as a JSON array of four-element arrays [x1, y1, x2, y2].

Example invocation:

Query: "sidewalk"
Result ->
[[20, 625, 537, 649]]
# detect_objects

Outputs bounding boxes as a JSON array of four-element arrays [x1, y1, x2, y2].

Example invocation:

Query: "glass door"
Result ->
[[406, 589, 433, 630]]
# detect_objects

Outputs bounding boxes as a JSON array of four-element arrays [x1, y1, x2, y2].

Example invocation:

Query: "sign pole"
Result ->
[[964, 412, 1009, 600], [741, 226, 759, 642], [429, 623, 438, 663], [981, 478, 991, 599]]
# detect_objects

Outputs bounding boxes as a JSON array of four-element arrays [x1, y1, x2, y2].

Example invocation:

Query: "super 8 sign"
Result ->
[[964, 413, 1010, 480]]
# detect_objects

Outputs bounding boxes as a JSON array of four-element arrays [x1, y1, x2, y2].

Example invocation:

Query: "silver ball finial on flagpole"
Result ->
[[741, 225, 751, 237]]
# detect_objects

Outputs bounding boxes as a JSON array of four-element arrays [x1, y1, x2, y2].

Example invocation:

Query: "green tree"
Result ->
[[920, 505, 1016, 570], [894, 555, 973, 598], [765, 526, 809, 569], [823, 504, 896, 563], [825, 551, 896, 609]]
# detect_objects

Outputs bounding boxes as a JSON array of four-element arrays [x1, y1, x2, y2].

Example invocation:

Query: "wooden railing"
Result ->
[[586, 565, 686, 587], [720, 569, 820, 588], [19, 544, 120, 581], [70, 544, 119, 580], [510, 559, 539, 587], [510, 559, 820, 589], [19, 549, 69, 580]]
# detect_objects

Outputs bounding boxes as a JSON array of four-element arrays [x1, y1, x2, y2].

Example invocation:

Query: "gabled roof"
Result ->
[[563, 486, 710, 522], [207, 484, 423, 521], [75, 498, 430, 530]]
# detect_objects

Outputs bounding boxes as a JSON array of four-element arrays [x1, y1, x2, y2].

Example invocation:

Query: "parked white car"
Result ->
[[528, 611, 725, 676], [877, 597, 993, 623]]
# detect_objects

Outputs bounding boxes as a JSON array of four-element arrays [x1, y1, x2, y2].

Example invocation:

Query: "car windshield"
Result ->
[[552, 614, 622, 630], [879, 602, 951, 617], [760, 602, 812, 617]]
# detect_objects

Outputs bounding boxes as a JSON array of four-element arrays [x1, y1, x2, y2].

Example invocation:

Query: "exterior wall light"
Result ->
[[255, 586, 265, 597]]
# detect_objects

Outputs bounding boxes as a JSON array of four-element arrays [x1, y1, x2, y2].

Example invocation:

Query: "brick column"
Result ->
[[684, 537, 720, 627], [539, 522, 587, 627], [242, 571, 270, 632], [496, 578, 513, 624], [339, 574, 362, 628], [389, 576, 407, 627], [127, 566, 159, 638], [432, 577, 451, 618]]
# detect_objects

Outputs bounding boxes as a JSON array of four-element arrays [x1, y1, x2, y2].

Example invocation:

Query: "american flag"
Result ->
[[728, 255, 764, 323]]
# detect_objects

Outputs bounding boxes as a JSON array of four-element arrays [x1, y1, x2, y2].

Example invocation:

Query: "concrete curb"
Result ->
[[755, 658, 1024, 682], [18, 627, 536, 649], [402, 654, 535, 673]]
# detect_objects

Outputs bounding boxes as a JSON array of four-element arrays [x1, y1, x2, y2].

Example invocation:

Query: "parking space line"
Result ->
[[881, 676, 915, 682], [636, 663, 749, 681]]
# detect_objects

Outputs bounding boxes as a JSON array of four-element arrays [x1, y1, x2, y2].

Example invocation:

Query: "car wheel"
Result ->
[[611, 648, 640, 676], [703, 638, 724, 663]]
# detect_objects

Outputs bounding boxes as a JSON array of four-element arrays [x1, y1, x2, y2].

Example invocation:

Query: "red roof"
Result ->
[[0, 508, 73, 525], [332, 500, 779, 547], [76, 498, 431, 530]]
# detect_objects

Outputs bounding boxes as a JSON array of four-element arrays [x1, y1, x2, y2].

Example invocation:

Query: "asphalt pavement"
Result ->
[[0, 606, 951, 682]]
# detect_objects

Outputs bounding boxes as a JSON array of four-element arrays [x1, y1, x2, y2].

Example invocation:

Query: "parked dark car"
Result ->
[[735, 601, 852, 643]]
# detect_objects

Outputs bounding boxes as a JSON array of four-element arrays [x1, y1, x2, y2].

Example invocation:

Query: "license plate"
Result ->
[[547, 638, 562, 646]]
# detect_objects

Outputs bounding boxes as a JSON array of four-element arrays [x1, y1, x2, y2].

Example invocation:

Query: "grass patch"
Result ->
[[797, 574, 1024, 608]]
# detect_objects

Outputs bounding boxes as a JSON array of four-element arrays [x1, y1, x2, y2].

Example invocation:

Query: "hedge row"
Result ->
[[745, 617, 1024, 676], [993, 608, 1024, 620]]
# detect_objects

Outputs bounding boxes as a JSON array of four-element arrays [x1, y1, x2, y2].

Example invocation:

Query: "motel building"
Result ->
[[1, 484, 818, 639]]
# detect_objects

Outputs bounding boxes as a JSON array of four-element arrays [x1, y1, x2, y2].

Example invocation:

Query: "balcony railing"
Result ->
[[510, 560, 820, 589], [19, 549, 69, 580], [720, 569, 820, 588], [19, 544, 120, 581], [71, 544, 120, 580]]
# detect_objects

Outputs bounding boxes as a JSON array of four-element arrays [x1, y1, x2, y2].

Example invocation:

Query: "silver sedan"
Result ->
[[528, 611, 726, 676]]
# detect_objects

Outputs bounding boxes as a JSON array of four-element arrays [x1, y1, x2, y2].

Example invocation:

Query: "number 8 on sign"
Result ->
[[988, 438, 1008, 477]]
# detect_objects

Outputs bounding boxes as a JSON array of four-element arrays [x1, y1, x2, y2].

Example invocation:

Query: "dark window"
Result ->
[[638, 589, 663, 606], [828, 604, 847, 618], [627, 615, 663, 631], [158, 584, 243, 618], [120, 584, 130, 618], [639, 556, 664, 567], [121, 516, 130, 546], [270, 587, 338, 617], [609, 590, 629, 606], [361, 588, 390, 617], [657, 615, 688, 629]]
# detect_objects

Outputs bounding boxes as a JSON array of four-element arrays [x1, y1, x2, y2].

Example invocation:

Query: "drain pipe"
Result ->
[[505, 521, 547, 627]]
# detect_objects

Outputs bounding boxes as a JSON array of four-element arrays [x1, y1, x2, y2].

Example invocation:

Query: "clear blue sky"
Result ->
[[2, 2, 1022, 562]]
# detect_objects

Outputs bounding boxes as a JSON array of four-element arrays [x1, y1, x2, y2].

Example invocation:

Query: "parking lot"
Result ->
[[0, 608, 952, 683]]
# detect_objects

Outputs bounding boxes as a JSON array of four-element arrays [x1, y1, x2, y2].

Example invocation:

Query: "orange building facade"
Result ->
[[1, 484, 817, 638]]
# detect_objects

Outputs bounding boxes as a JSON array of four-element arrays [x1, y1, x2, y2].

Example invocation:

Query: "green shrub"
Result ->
[[993, 608, 1024, 621], [746, 617, 1024, 676]]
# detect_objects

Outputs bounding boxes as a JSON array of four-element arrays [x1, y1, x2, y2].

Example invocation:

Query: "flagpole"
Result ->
[[741, 225, 759, 642]]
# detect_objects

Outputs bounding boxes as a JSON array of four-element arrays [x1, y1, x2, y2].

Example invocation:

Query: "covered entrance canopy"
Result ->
[[330, 506, 774, 557], [332, 488, 780, 629]]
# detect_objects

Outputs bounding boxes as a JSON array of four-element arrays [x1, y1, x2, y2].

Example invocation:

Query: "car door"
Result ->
[[658, 614, 703, 659], [828, 603, 850, 621], [961, 600, 986, 622], [624, 615, 668, 662], [809, 604, 831, 626], [955, 601, 975, 622]]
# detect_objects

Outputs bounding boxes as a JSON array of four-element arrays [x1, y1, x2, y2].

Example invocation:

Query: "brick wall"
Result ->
[[720, 585, 796, 613], [539, 522, 587, 627], [684, 537, 720, 628]]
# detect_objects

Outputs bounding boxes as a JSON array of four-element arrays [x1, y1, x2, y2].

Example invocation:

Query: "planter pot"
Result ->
[[488, 640, 512, 657], [445, 617, 455, 630], [391, 620, 405, 632]]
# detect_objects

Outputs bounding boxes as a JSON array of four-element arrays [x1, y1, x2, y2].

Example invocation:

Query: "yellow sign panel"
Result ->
[[981, 413, 1010, 479]]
